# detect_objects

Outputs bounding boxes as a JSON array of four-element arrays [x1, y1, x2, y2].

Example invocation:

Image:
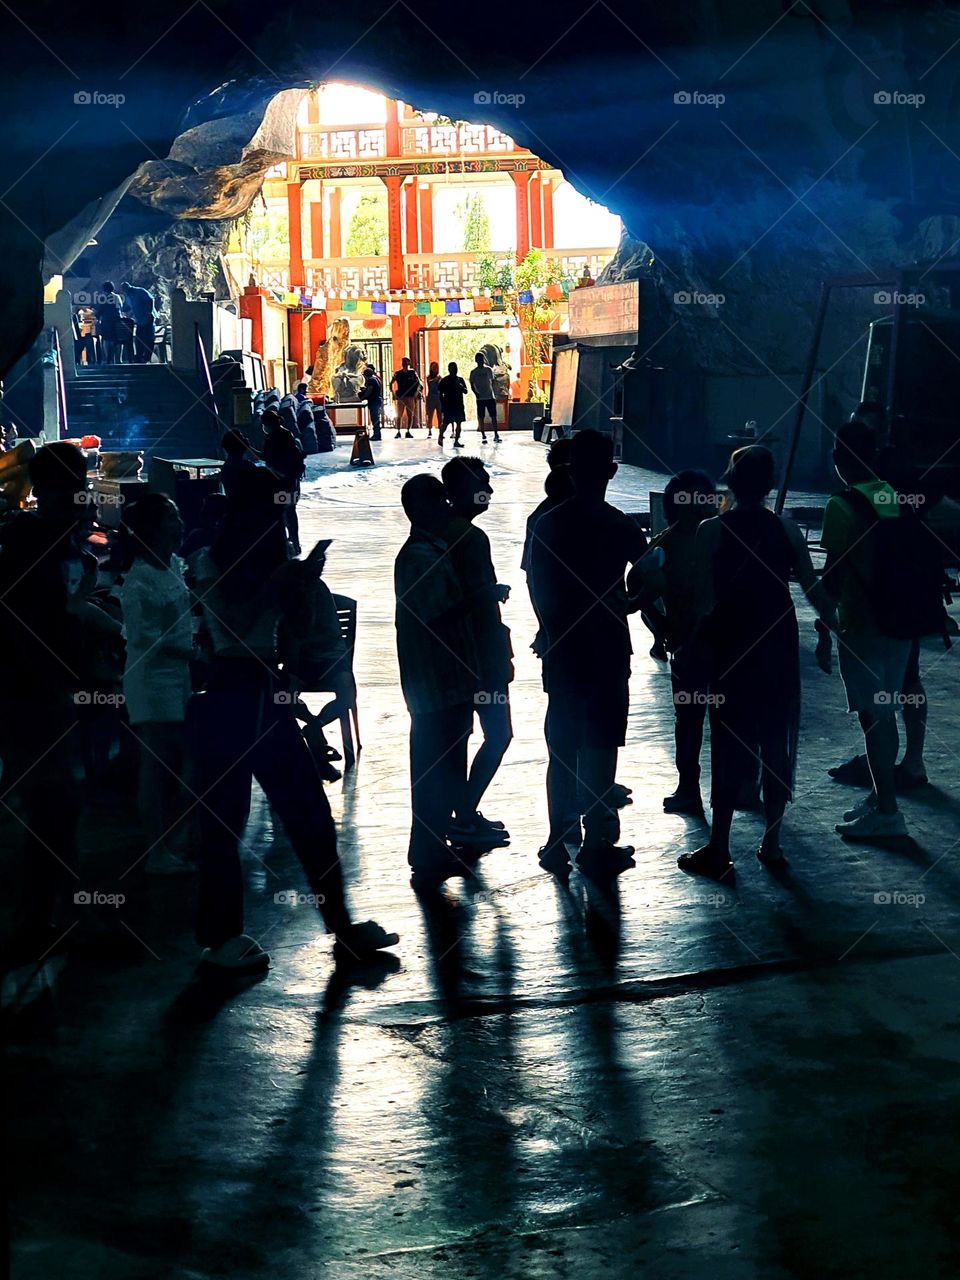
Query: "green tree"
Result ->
[[457, 192, 491, 253], [345, 193, 388, 256]]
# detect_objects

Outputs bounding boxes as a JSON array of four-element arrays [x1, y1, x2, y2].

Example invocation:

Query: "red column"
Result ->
[[391, 311, 406, 374], [240, 285, 264, 357], [427, 327, 440, 371], [382, 175, 405, 291], [308, 312, 327, 366], [307, 92, 319, 125], [404, 179, 419, 253], [418, 184, 434, 251], [542, 178, 555, 249], [529, 174, 542, 249], [287, 182, 303, 288], [289, 311, 304, 377], [329, 187, 342, 258], [310, 181, 324, 261], [512, 171, 531, 264]]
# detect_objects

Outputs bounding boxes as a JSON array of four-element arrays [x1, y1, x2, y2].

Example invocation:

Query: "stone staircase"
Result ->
[[64, 364, 221, 463]]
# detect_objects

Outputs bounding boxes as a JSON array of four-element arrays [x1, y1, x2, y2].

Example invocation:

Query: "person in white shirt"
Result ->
[[120, 495, 196, 875]]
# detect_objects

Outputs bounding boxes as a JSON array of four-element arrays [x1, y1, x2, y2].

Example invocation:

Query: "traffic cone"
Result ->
[[350, 426, 375, 466]]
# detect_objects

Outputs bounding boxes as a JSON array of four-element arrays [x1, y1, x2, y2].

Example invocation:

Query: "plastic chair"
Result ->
[[331, 593, 362, 769]]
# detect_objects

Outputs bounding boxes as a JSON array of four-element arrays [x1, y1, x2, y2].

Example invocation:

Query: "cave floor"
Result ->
[[7, 433, 960, 1279]]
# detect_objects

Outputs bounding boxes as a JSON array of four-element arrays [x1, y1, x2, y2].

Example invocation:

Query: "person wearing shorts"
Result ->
[[822, 421, 910, 840], [469, 353, 501, 443]]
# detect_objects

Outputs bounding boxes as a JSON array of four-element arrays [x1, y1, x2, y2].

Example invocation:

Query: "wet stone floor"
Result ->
[[6, 433, 960, 1279]]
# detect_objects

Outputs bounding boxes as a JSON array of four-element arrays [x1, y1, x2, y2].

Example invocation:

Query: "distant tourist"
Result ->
[[424, 361, 443, 439], [390, 357, 421, 438], [469, 353, 501, 444], [438, 361, 468, 448], [120, 280, 157, 364], [95, 282, 123, 364], [359, 365, 384, 441], [260, 409, 305, 554]]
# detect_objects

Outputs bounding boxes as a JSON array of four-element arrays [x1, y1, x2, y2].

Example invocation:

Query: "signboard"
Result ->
[[550, 346, 580, 427], [568, 280, 640, 343]]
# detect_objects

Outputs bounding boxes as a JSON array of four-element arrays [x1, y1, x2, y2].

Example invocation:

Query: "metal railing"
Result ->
[[194, 322, 223, 454], [52, 325, 68, 439]]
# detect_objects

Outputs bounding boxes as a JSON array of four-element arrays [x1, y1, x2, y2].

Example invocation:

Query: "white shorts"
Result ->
[[838, 628, 910, 716]]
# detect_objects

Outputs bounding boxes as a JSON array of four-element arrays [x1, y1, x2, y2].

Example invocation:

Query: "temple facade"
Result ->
[[227, 84, 620, 397]]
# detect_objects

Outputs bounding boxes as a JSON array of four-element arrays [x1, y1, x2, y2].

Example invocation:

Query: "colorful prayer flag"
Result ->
[[341, 299, 357, 312]]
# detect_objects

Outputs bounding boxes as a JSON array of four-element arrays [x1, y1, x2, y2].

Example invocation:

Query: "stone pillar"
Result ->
[[542, 178, 555, 249], [240, 285, 264, 358], [382, 175, 405, 291], [512, 170, 531, 265], [287, 181, 304, 288], [529, 174, 542, 249]]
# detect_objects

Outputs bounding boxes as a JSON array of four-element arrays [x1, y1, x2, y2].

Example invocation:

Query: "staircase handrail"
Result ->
[[194, 321, 223, 454], [52, 325, 68, 440]]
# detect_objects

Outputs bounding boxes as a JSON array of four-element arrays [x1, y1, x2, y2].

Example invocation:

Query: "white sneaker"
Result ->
[[145, 848, 195, 876], [842, 793, 878, 823], [835, 810, 907, 841], [199, 934, 270, 972]]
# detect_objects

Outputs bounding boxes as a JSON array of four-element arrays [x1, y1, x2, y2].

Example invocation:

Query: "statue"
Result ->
[[331, 343, 368, 401], [478, 342, 511, 399], [307, 317, 351, 399]]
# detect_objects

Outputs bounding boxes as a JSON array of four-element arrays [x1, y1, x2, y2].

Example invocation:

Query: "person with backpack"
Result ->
[[261, 408, 306, 554], [821, 421, 945, 841]]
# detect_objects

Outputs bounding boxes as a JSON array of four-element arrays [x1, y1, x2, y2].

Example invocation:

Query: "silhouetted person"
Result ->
[[424, 361, 442, 438], [395, 474, 479, 890], [469, 352, 501, 443], [528, 429, 647, 878], [260, 409, 305, 554], [638, 470, 717, 816], [678, 446, 833, 878], [390, 357, 421, 438], [181, 492, 228, 558], [821, 422, 944, 840], [441, 456, 514, 845], [359, 365, 384, 440], [189, 468, 398, 972], [120, 494, 195, 875], [120, 279, 156, 363], [95, 282, 123, 363], [438, 361, 468, 448], [220, 429, 258, 501], [521, 435, 574, 580]]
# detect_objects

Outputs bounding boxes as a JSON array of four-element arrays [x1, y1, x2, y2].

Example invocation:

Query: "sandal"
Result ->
[[333, 920, 399, 962], [677, 845, 734, 880]]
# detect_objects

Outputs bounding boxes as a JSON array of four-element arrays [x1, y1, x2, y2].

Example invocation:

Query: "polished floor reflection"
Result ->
[[7, 435, 960, 1279]]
